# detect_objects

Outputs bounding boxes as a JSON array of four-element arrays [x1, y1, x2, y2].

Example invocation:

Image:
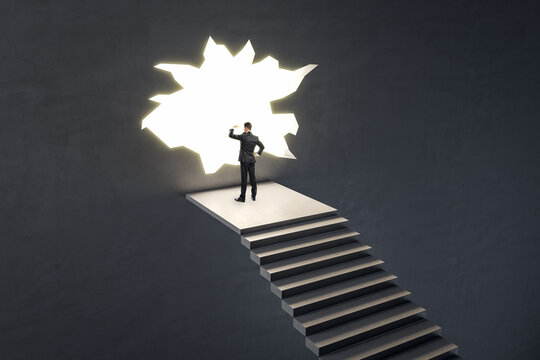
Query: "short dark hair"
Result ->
[[244, 122, 252, 130]]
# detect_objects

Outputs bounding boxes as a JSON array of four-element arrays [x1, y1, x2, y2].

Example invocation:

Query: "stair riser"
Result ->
[[242, 222, 347, 249], [274, 264, 383, 299], [252, 236, 357, 265], [296, 298, 410, 336], [263, 250, 370, 281], [312, 313, 426, 356], [284, 282, 395, 316], [361, 332, 441, 360]]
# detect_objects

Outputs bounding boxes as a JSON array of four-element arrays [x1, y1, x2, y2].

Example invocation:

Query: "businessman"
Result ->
[[229, 122, 265, 202]]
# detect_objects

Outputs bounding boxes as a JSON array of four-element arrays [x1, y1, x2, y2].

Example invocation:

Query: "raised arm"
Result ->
[[229, 128, 242, 140]]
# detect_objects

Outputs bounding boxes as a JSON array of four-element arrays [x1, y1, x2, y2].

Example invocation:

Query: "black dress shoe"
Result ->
[[234, 197, 245, 202], [251, 195, 256, 201]]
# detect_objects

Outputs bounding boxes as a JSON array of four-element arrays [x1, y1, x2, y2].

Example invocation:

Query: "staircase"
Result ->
[[187, 182, 460, 359]]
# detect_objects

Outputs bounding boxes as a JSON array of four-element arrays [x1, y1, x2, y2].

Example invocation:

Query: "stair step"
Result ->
[[271, 256, 383, 298], [251, 229, 359, 265], [307, 302, 426, 356], [282, 270, 397, 316], [241, 216, 349, 249], [383, 336, 458, 360], [260, 242, 370, 281], [294, 286, 411, 335], [320, 319, 441, 360]]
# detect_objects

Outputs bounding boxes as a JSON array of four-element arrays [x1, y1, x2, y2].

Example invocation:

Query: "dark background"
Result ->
[[1, 0, 539, 359]]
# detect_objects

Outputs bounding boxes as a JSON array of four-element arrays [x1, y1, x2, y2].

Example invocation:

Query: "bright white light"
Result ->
[[141, 36, 317, 174]]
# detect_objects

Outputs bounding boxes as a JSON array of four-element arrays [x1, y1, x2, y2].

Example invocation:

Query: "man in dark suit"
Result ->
[[229, 122, 265, 202]]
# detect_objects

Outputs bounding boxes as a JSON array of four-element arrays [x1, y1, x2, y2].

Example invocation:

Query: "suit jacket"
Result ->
[[229, 129, 265, 163]]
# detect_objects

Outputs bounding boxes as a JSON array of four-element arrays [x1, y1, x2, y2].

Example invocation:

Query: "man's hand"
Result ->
[[254, 153, 260, 157]]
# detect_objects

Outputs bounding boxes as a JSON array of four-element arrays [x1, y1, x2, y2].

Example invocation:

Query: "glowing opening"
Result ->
[[142, 36, 317, 174]]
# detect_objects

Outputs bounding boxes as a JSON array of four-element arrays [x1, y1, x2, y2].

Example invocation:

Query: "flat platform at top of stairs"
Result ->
[[186, 181, 337, 234]]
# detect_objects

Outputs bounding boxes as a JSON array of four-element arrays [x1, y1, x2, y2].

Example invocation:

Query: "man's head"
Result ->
[[244, 122, 252, 132]]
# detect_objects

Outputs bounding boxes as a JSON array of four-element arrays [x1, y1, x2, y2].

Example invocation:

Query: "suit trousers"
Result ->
[[240, 161, 257, 198]]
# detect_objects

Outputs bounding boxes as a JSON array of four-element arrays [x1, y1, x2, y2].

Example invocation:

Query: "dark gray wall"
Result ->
[[1, 1, 539, 359]]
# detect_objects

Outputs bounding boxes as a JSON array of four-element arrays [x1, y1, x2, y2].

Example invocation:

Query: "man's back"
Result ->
[[229, 129, 264, 163]]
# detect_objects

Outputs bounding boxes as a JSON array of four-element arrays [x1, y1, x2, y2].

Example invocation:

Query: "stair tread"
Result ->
[[252, 229, 359, 260], [242, 216, 348, 243], [294, 286, 410, 331], [262, 242, 370, 276], [383, 336, 457, 360], [307, 302, 425, 348], [283, 271, 396, 311], [320, 320, 440, 360], [241, 214, 348, 248], [272, 256, 382, 293]]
